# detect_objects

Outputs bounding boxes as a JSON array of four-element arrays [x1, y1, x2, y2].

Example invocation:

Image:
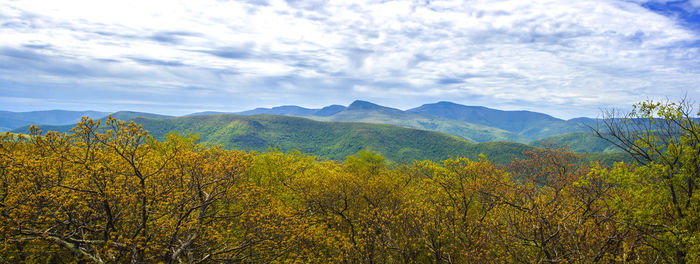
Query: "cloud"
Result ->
[[197, 45, 255, 59], [0, 0, 698, 118], [129, 57, 185, 67], [149, 31, 202, 44]]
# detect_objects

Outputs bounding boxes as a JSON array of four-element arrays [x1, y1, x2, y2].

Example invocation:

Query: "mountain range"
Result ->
[[4, 100, 621, 163], [128, 114, 534, 163], [184, 100, 597, 143], [407, 101, 596, 140], [0, 110, 108, 131]]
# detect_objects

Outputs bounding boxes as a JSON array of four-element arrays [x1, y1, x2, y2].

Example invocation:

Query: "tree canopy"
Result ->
[[1, 99, 698, 263]]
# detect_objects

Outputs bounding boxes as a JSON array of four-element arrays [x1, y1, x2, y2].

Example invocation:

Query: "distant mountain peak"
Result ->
[[425, 101, 487, 109], [271, 105, 310, 110], [0, 110, 110, 131], [407, 101, 569, 137], [347, 100, 392, 110], [320, 104, 345, 110], [433, 101, 459, 106], [109, 111, 173, 120], [315, 105, 346, 117]]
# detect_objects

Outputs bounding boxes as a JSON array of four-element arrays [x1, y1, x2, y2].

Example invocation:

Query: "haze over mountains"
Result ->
[[0, 110, 109, 131], [3, 100, 619, 162], [408, 102, 596, 140], [125, 115, 535, 163], [186, 100, 600, 143]]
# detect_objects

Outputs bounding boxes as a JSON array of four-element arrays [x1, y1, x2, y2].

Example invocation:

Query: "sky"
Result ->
[[0, 0, 699, 119]]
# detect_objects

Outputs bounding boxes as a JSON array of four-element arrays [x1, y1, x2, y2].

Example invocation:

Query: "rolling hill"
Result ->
[[189, 100, 598, 143], [129, 114, 534, 163], [14, 114, 534, 164], [529, 131, 620, 153], [407, 101, 594, 141], [311, 100, 524, 142], [188, 104, 347, 117], [0, 110, 108, 131], [108, 111, 173, 120], [6, 101, 634, 163], [11, 111, 174, 134]]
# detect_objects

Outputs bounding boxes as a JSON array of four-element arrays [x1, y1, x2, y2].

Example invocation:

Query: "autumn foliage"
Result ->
[[1, 100, 699, 263]]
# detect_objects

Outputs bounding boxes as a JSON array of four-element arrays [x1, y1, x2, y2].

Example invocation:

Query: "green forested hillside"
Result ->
[[407, 101, 592, 140], [1, 101, 607, 144], [408, 101, 560, 130], [12, 111, 632, 164], [129, 114, 532, 163], [224, 100, 594, 143], [14, 113, 532, 163], [234, 104, 347, 117], [312, 100, 523, 142], [188, 105, 348, 117], [529, 131, 620, 153], [4, 101, 600, 143], [7, 102, 635, 165]]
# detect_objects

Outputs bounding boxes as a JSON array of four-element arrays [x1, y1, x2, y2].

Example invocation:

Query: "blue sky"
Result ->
[[1, 0, 699, 118]]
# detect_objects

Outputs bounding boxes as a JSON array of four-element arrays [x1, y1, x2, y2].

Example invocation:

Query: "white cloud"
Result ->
[[0, 0, 698, 118], [692, 0, 700, 8]]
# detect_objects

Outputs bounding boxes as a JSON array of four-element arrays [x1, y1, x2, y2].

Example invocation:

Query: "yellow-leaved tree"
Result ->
[[0, 117, 252, 263]]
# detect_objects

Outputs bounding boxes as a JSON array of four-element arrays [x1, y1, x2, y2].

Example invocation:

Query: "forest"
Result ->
[[1, 100, 698, 264]]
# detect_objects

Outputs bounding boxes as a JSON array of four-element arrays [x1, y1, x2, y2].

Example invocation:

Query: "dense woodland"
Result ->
[[1, 100, 699, 263]]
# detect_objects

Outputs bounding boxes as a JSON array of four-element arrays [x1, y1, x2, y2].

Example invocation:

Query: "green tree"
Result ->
[[593, 99, 700, 263]]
